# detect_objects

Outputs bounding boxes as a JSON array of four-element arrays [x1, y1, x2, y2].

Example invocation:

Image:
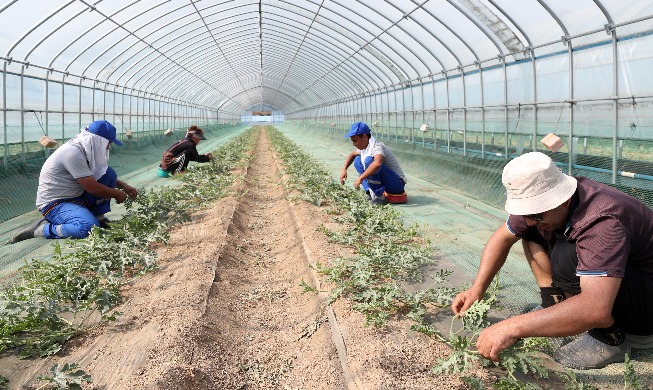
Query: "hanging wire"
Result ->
[[630, 95, 637, 132], [28, 110, 47, 136], [115, 113, 127, 129], [551, 100, 570, 135], [512, 103, 521, 134]]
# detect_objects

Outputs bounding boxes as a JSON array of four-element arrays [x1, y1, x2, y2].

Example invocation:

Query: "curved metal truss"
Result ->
[[3, 0, 651, 117]]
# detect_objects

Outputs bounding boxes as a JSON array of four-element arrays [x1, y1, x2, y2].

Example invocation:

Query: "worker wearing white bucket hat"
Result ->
[[452, 152, 653, 370]]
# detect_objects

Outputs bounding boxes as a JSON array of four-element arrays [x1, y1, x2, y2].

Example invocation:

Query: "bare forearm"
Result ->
[[358, 161, 381, 180], [342, 152, 357, 170], [471, 226, 518, 294], [87, 184, 123, 199], [503, 295, 613, 339], [116, 179, 128, 190]]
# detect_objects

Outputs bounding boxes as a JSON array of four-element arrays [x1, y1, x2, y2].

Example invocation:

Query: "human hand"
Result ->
[[451, 288, 483, 315], [115, 190, 128, 204], [340, 170, 347, 185], [122, 184, 138, 198], [353, 177, 362, 190], [206, 152, 213, 160], [476, 322, 519, 362]]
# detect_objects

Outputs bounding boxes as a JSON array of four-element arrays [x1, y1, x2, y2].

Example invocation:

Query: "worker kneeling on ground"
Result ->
[[339, 121, 407, 205], [12, 120, 138, 243], [452, 152, 653, 370], [158, 125, 213, 177]]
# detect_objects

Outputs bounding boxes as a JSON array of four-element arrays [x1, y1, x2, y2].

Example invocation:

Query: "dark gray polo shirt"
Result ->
[[507, 177, 653, 279]]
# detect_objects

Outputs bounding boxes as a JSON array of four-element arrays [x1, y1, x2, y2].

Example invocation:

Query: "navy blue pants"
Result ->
[[41, 167, 117, 239], [353, 155, 405, 197], [551, 239, 653, 335]]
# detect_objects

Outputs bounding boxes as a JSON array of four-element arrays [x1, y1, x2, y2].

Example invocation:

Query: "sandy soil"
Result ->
[[2, 128, 478, 389]]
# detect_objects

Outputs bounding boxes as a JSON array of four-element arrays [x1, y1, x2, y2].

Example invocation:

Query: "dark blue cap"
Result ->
[[345, 122, 371, 137], [86, 120, 122, 146]]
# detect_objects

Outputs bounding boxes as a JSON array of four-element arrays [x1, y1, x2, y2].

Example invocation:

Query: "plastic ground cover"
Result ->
[[276, 123, 653, 387], [0, 123, 650, 386]]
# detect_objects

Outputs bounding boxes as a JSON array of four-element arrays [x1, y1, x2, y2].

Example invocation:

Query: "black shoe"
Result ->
[[369, 193, 388, 206], [12, 219, 47, 243], [98, 218, 112, 229]]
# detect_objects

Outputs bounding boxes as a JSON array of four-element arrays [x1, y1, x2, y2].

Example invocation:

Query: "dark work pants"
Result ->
[[551, 239, 653, 335]]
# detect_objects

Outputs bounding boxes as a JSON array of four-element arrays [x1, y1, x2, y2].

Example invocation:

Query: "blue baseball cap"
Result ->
[[345, 121, 371, 137], [86, 120, 122, 146]]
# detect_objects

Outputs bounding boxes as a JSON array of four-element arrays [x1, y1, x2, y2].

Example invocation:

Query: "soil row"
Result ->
[[5, 127, 466, 389]]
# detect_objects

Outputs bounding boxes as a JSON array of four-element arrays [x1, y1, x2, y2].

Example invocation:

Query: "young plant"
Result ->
[[1, 128, 258, 360], [36, 363, 92, 390], [0, 375, 8, 390]]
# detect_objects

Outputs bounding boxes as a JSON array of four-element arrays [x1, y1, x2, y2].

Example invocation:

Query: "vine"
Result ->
[[0, 128, 256, 387], [266, 125, 642, 388]]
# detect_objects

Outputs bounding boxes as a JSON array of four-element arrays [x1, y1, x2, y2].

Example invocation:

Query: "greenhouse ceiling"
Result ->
[[1, 0, 652, 116]]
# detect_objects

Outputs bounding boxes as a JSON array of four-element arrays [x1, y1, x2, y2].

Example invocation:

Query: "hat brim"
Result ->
[[344, 130, 369, 138], [111, 138, 123, 146], [504, 175, 578, 215]]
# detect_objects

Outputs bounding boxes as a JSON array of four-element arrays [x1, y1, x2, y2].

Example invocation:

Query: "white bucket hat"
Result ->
[[502, 152, 577, 215]]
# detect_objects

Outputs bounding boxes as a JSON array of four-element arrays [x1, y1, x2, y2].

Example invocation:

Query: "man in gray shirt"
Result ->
[[339, 121, 406, 205], [12, 120, 138, 243]]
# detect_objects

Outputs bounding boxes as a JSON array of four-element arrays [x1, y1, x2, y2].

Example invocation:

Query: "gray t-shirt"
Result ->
[[359, 140, 406, 182], [36, 140, 94, 209]]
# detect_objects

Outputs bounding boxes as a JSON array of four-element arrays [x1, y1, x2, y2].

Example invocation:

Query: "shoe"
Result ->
[[365, 190, 372, 200], [98, 218, 112, 229], [626, 333, 653, 349], [12, 219, 47, 243], [529, 305, 544, 312], [555, 332, 631, 369], [369, 193, 388, 206]]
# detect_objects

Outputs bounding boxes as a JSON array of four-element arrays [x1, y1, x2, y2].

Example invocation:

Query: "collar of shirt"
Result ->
[[359, 136, 377, 169], [563, 191, 580, 238]]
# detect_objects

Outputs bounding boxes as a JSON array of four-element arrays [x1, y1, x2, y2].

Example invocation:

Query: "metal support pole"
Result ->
[[394, 87, 398, 141], [421, 79, 425, 147], [431, 75, 436, 150], [45, 70, 49, 158], [611, 27, 619, 184], [479, 63, 485, 158], [568, 42, 575, 175], [20, 65, 24, 162], [503, 57, 508, 159], [61, 75, 65, 142], [78, 79, 82, 133], [2, 61, 6, 170], [445, 72, 451, 153], [531, 49, 538, 152], [462, 68, 467, 156], [91, 80, 95, 122]]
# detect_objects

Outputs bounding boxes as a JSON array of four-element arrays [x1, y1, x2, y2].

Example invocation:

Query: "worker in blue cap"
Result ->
[[340, 121, 407, 205], [12, 120, 138, 243]]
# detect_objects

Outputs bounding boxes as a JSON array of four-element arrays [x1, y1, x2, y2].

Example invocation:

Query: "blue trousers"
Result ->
[[354, 156, 405, 197], [42, 167, 117, 239]]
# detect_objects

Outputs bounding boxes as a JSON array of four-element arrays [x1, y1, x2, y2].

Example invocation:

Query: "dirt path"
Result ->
[[4, 127, 471, 389]]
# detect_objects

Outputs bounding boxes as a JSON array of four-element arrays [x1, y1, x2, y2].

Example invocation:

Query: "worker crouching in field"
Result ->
[[157, 125, 213, 177], [339, 121, 407, 205], [12, 120, 138, 243], [452, 152, 653, 369]]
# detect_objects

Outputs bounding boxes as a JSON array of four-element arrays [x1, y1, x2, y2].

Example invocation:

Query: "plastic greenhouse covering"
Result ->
[[3, 0, 653, 386]]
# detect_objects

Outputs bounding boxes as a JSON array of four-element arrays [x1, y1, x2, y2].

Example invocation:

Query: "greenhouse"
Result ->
[[1, 0, 653, 388]]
